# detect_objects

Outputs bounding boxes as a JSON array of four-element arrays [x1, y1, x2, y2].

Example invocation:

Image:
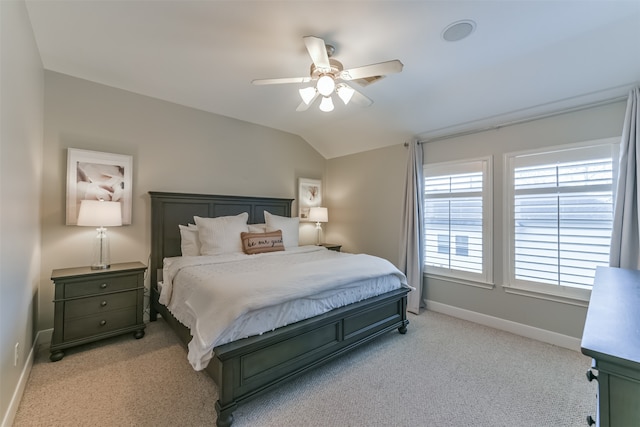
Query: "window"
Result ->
[[504, 138, 619, 302], [424, 157, 492, 285]]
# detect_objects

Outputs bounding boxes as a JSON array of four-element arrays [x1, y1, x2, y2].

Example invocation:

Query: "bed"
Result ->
[[149, 191, 410, 427]]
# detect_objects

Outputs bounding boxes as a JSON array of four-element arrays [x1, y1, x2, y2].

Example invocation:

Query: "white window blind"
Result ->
[[506, 139, 618, 298], [424, 158, 492, 283]]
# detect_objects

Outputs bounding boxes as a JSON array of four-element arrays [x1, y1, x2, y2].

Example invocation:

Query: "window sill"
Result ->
[[424, 273, 494, 290], [502, 283, 590, 308]]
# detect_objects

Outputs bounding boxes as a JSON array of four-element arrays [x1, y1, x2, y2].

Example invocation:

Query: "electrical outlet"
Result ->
[[14, 342, 19, 366]]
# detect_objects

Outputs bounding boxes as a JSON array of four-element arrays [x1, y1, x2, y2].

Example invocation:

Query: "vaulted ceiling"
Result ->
[[25, 0, 640, 159]]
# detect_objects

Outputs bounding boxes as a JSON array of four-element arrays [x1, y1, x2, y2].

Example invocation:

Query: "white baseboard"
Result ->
[[1, 328, 53, 427], [425, 300, 582, 352]]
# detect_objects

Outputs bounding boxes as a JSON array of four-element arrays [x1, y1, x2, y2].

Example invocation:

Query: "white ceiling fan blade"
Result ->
[[339, 60, 404, 81], [303, 36, 330, 70], [350, 87, 373, 107], [252, 77, 311, 85], [296, 92, 319, 111]]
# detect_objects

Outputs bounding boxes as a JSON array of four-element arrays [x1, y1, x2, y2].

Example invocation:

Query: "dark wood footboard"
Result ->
[[211, 287, 409, 427], [152, 285, 408, 427]]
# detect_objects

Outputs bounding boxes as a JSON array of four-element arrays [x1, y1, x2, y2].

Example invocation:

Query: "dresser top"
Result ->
[[581, 266, 640, 367], [51, 261, 146, 280]]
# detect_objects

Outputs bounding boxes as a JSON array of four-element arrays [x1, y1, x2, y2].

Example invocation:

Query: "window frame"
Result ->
[[503, 137, 619, 305], [423, 156, 493, 288]]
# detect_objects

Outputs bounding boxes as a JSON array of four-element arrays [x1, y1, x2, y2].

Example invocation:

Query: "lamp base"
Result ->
[[91, 227, 111, 271], [315, 222, 323, 245]]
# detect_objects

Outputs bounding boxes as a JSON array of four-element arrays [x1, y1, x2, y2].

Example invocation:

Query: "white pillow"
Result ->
[[264, 211, 299, 249], [194, 212, 249, 255], [179, 224, 200, 256], [248, 223, 267, 233]]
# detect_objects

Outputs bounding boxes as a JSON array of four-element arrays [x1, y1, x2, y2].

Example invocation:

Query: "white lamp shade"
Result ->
[[336, 84, 355, 105], [299, 87, 317, 105], [319, 96, 334, 112], [77, 200, 123, 227], [308, 207, 328, 223]]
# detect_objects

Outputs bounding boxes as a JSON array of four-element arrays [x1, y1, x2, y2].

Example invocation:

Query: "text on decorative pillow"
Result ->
[[240, 230, 285, 255]]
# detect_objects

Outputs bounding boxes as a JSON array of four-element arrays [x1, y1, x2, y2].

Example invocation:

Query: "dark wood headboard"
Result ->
[[148, 191, 293, 318]]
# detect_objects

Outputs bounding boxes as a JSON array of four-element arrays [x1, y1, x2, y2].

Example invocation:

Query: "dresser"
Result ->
[[581, 266, 640, 426], [50, 261, 146, 361]]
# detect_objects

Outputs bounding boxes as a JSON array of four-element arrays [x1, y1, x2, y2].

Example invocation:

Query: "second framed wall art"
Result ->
[[298, 178, 322, 221]]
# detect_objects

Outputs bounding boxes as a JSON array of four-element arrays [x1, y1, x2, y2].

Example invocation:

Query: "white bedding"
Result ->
[[160, 246, 410, 370]]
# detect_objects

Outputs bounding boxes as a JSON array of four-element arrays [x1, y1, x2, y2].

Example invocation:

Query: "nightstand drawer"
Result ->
[[64, 308, 137, 341], [64, 291, 137, 319], [64, 275, 139, 298]]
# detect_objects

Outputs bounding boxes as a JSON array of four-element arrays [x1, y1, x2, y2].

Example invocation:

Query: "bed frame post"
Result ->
[[398, 295, 408, 334], [149, 284, 159, 322]]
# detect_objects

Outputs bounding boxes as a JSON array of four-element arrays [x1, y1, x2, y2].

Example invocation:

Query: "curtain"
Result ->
[[400, 140, 425, 314], [610, 87, 640, 269]]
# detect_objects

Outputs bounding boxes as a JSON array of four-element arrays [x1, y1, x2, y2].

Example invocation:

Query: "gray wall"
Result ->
[[328, 101, 627, 339], [0, 0, 44, 423], [423, 102, 626, 338], [39, 71, 326, 331], [325, 143, 407, 264]]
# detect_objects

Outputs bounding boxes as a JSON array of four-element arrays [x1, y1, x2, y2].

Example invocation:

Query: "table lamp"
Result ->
[[308, 207, 328, 245], [76, 199, 122, 269]]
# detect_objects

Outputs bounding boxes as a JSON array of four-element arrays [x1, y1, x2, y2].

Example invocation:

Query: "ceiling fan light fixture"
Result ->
[[319, 96, 334, 112], [336, 84, 355, 105], [299, 87, 317, 104], [253, 36, 402, 113], [316, 75, 335, 97]]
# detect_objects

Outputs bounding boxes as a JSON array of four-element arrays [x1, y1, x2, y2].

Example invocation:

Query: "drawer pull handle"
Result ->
[[100, 301, 108, 307], [99, 320, 107, 326], [586, 370, 598, 382], [100, 283, 108, 289], [586, 415, 596, 426]]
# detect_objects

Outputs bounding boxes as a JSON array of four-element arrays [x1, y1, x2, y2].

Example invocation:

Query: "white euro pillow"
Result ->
[[179, 224, 200, 256], [194, 212, 249, 255], [264, 211, 299, 249]]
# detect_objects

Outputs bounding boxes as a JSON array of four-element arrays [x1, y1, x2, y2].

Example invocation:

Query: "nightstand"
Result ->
[[318, 243, 341, 252], [50, 261, 146, 362]]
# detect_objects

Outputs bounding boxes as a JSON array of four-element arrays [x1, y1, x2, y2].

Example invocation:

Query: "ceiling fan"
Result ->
[[252, 36, 403, 112]]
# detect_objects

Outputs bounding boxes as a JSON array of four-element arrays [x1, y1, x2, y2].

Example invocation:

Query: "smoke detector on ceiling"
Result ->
[[442, 20, 476, 42]]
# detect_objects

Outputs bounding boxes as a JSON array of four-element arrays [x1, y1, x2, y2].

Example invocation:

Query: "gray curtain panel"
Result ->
[[400, 140, 425, 314], [610, 87, 640, 269]]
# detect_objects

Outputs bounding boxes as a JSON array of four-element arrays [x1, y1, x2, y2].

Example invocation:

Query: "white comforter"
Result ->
[[161, 246, 409, 370]]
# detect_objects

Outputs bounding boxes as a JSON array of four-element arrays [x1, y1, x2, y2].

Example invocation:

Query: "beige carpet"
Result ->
[[14, 311, 596, 426]]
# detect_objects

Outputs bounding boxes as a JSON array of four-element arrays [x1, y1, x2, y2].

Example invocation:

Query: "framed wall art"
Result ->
[[66, 148, 133, 225], [298, 178, 322, 221]]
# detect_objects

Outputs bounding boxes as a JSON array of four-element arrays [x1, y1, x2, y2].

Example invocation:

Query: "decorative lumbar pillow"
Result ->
[[194, 212, 249, 255], [264, 211, 299, 249], [179, 224, 201, 256], [248, 223, 267, 233], [240, 230, 284, 255]]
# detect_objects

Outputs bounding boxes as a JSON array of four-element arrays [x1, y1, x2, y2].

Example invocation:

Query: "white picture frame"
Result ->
[[66, 148, 133, 225], [298, 178, 322, 221]]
